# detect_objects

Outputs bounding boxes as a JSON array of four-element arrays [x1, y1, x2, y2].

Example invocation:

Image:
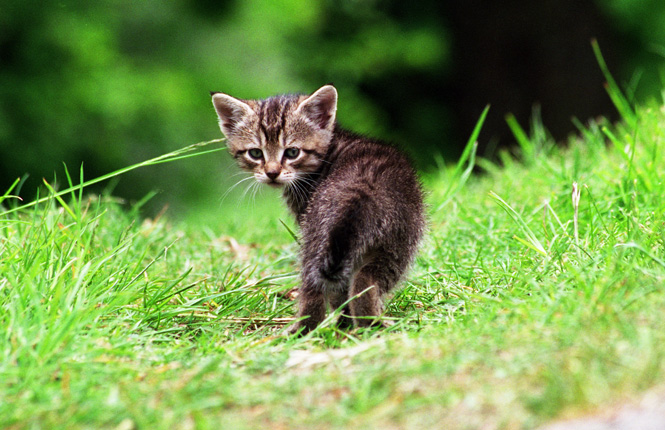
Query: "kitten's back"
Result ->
[[295, 128, 425, 332]]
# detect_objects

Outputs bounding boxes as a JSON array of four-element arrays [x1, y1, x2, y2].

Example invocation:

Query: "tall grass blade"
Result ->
[[0, 177, 22, 206], [0, 138, 226, 217], [592, 39, 636, 128], [41, 178, 77, 221], [436, 105, 488, 210], [505, 113, 533, 161], [279, 219, 300, 244], [572, 182, 581, 259]]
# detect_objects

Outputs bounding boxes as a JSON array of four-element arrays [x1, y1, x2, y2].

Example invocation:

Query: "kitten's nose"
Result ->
[[266, 171, 280, 180]]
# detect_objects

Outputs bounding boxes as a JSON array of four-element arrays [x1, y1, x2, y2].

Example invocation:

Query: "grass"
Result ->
[[2, 77, 665, 428]]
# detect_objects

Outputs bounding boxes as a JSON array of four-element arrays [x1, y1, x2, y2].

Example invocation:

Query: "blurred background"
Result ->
[[1, 0, 664, 220]]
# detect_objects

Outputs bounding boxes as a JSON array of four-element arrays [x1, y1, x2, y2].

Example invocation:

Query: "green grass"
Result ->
[[3, 82, 665, 428]]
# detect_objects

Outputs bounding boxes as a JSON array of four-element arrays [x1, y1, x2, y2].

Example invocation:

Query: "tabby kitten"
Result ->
[[211, 85, 425, 335]]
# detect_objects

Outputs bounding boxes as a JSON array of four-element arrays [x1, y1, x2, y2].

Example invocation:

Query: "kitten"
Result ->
[[211, 85, 425, 335]]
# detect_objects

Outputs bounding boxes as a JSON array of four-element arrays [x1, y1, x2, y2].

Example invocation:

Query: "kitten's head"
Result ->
[[211, 85, 338, 187]]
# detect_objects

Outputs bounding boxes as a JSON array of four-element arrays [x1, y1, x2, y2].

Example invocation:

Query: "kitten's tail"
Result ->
[[318, 196, 376, 284]]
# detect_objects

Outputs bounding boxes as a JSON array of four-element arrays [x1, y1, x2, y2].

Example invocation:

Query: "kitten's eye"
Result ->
[[248, 148, 263, 159], [284, 148, 300, 159]]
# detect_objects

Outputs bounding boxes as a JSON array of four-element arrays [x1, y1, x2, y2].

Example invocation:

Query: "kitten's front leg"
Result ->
[[287, 285, 326, 336]]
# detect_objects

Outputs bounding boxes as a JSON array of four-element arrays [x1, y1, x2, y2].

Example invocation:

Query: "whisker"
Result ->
[[311, 156, 332, 166], [250, 181, 263, 207], [289, 179, 310, 210], [240, 179, 256, 201], [227, 175, 254, 193], [230, 170, 252, 178], [292, 175, 318, 193], [239, 179, 262, 209], [222, 175, 255, 202]]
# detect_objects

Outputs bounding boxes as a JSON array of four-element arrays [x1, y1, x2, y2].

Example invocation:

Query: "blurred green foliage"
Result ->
[[0, 0, 663, 216], [0, 0, 449, 215], [598, 0, 665, 100]]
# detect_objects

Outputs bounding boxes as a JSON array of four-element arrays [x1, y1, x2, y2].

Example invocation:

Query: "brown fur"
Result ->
[[212, 85, 425, 335]]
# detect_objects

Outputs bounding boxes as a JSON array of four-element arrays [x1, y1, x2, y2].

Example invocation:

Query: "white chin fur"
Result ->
[[255, 173, 297, 186], [256, 175, 285, 186]]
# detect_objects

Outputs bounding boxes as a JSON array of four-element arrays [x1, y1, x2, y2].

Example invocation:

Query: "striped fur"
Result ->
[[212, 85, 425, 335]]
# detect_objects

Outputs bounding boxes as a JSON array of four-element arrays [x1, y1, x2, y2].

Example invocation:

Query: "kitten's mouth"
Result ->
[[256, 174, 285, 187], [261, 177, 285, 187]]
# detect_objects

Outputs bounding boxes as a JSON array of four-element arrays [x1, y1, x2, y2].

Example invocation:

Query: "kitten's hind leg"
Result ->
[[348, 264, 391, 328], [288, 286, 326, 336], [327, 290, 354, 329]]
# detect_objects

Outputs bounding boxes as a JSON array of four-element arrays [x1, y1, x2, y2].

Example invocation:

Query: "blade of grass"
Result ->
[[41, 178, 77, 221], [489, 191, 547, 256], [592, 39, 636, 128], [572, 182, 581, 259], [279, 219, 300, 244], [506, 113, 533, 160], [0, 177, 22, 206], [436, 105, 489, 210], [0, 138, 226, 217], [615, 242, 665, 269]]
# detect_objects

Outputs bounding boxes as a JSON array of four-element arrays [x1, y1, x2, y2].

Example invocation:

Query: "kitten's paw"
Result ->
[[286, 320, 317, 337], [286, 323, 307, 337], [379, 319, 395, 328], [335, 314, 355, 330], [353, 317, 394, 330]]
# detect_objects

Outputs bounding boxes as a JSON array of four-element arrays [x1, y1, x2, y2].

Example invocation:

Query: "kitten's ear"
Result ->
[[296, 85, 338, 130], [211, 92, 253, 137]]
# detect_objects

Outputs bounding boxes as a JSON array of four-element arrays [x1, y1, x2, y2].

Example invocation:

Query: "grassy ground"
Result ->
[[2, 83, 665, 428]]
